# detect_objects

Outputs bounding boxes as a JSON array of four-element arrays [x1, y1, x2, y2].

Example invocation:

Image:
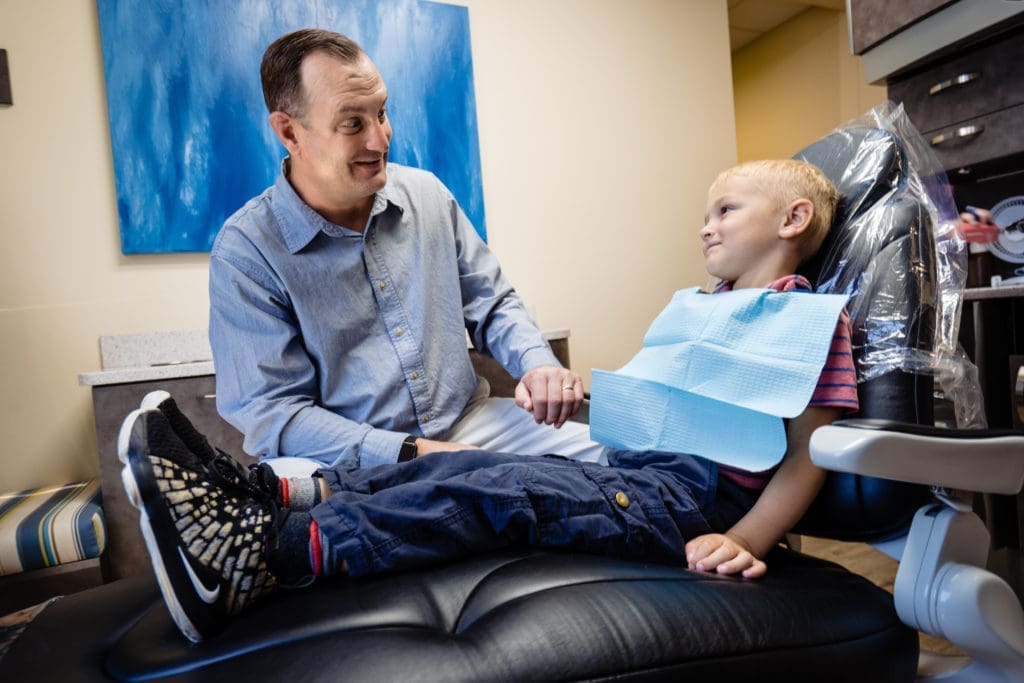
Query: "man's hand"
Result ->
[[684, 532, 767, 579], [514, 365, 584, 428], [413, 438, 480, 457]]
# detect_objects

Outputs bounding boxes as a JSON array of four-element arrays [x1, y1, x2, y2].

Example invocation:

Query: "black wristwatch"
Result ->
[[398, 435, 419, 462]]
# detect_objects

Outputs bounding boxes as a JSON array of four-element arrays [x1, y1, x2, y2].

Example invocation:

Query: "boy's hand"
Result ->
[[685, 533, 767, 578]]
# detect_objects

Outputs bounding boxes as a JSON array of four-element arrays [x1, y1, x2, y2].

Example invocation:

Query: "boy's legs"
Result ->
[[312, 451, 715, 577]]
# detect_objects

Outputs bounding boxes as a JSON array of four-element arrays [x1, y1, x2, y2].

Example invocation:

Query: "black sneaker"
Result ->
[[139, 390, 280, 504], [119, 408, 279, 643], [140, 390, 218, 462]]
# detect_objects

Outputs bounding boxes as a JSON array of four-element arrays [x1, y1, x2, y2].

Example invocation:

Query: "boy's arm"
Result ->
[[685, 405, 841, 578]]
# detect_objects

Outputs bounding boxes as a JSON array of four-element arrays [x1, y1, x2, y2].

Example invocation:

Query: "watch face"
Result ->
[[990, 196, 1024, 264]]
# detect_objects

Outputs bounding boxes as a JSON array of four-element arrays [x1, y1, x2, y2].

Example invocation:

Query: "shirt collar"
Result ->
[[714, 274, 812, 293], [271, 158, 405, 254]]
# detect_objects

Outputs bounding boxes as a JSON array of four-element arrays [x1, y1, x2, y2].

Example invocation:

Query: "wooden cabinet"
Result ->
[[849, 0, 1024, 84], [849, 0, 954, 54], [887, 26, 1024, 174]]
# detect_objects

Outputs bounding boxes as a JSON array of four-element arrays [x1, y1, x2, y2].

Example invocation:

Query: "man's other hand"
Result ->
[[514, 365, 583, 428]]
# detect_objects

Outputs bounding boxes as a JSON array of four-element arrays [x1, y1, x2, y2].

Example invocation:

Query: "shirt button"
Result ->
[[395, 328, 404, 337], [379, 281, 387, 290], [411, 371, 419, 380], [615, 491, 630, 508], [423, 415, 431, 423]]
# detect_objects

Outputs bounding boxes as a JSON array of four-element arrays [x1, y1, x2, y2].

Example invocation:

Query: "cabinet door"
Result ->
[[888, 29, 1024, 133], [925, 103, 1024, 172], [850, 0, 956, 54]]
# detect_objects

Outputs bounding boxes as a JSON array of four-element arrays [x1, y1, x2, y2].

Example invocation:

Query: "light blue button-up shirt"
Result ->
[[209, 162, 559, 469]]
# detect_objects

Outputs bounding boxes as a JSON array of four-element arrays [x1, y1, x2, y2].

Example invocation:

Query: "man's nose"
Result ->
[[366, 120, 390, 152]]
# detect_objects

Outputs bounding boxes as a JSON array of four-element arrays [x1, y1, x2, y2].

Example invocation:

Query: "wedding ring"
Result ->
[[562, 384, 575, 391]]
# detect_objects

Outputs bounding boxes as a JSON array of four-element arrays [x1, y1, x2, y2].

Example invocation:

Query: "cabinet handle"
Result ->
[[930, 125, 983, 146], [928, 72, 980, 95]]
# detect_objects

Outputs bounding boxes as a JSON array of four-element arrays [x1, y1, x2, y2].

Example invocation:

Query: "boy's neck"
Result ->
[[731, 262, 798, 290]]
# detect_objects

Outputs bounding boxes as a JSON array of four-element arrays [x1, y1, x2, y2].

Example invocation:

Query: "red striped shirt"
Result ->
[[715, 275, 858, 489]]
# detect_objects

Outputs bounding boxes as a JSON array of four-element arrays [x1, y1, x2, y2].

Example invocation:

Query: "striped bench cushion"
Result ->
[[0, 480, 105, 576]]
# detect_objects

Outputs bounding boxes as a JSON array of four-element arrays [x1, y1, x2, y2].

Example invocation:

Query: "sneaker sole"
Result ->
[[117, 409, 212, 643], [139, 389, 171, 411]]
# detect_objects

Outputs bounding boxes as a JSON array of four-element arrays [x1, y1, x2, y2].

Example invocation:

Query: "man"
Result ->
[[209, 28, 604, 469]]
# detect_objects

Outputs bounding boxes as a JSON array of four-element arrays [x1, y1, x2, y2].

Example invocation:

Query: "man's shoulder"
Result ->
[[212, 186, 280, 257], [384, 163, 451, 200]]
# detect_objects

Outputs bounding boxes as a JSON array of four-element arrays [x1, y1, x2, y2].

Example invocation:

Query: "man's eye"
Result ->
[[341, 118, 362, 130]]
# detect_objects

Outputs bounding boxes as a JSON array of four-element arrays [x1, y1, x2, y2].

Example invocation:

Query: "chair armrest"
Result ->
[[809, 419, 1024, 495]]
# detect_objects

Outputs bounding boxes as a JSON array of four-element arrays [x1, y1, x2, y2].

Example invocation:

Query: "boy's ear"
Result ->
[[269, 111, 301, 156], [779, 198, 814, 240]]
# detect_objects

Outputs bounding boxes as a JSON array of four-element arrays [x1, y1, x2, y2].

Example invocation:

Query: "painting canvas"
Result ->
[[96, 0, 486, 253]]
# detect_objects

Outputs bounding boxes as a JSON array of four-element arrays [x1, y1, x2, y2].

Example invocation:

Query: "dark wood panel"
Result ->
[[889, 29, 1024, 133], [850, 0, 955, 54], [925, 103, 1024, 172]]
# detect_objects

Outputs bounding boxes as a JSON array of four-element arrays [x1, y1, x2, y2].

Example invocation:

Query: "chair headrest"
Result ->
[[794, 127, 905, 230]]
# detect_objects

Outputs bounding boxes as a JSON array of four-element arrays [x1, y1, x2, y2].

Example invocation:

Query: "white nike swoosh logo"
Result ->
[[179, 547, 220, 604]]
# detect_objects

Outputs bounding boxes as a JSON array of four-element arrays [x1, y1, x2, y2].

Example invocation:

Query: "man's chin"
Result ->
[[352, 163, 387, 187]]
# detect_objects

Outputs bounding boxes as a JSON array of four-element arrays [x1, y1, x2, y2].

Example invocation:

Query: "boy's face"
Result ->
[[702, 174, 789, 288]]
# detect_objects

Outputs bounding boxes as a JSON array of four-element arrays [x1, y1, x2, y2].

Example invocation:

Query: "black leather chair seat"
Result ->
[[1, 548, 917, 682]]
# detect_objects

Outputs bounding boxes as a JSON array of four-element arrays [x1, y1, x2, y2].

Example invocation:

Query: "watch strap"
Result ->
[[398, 435, 418, 462]]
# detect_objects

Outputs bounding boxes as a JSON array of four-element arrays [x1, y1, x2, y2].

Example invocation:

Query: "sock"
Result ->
[[280, 477, 322, 510], [310, 519, 324, 577], [266, 510, 315, 584]]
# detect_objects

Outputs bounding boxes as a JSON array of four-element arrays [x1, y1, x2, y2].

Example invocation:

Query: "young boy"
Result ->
[[121, 159, 856, 643]]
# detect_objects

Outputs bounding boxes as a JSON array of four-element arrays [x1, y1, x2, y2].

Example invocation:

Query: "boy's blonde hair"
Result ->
[[714, 159, 839, 262]]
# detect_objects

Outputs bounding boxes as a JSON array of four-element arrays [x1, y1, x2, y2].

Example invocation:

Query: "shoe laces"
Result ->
[[205, 449, 277, 508]]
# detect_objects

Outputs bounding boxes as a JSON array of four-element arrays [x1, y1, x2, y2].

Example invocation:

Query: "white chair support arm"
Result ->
[[809, 418, 1024, 683], [808, 419, 1024, 496]]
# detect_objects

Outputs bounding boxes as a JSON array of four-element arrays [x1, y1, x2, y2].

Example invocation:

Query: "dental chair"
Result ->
[[2, 104, 1022, 682]]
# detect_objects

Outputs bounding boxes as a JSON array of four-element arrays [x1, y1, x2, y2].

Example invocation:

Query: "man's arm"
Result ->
[[685, 405, 840, 578], [447, 196, 581, 425]]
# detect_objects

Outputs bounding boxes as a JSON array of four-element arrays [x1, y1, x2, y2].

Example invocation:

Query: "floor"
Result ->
[[800, 536, 963, 656]]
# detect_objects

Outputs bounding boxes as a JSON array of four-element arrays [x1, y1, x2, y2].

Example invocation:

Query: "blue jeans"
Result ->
[[312, 450, 723, 577]]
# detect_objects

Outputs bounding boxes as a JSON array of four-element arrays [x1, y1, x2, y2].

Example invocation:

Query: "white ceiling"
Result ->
[[728, 0, 846, 51]]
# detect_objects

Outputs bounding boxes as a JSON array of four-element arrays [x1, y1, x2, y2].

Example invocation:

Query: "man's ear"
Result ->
[[268, 111, 301, 156], [779, 198, 814, 240]]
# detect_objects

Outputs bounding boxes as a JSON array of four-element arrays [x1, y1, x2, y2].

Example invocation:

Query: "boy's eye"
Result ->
[[720, 205, 733, 215], [378, 107, 387, 123]]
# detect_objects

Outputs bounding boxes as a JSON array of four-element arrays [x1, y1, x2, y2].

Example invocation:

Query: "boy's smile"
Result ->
[[701, 174, 790, 289]]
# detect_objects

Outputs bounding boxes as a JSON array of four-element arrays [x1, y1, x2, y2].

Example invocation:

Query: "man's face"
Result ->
[[287, 52, 392, 216], [701, 174, 787, 288]]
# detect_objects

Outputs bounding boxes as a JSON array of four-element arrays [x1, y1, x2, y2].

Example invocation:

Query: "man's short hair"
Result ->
[[716, 159, 839, 261], [260, 28, 365, 120]]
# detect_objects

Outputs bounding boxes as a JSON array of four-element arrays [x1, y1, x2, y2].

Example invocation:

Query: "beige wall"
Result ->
[[0, 0, 735, 490], [732, 7, 886, 161]]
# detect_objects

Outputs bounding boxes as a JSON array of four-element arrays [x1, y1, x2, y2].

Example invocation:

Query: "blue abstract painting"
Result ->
[[96, 0, 485, 253]]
